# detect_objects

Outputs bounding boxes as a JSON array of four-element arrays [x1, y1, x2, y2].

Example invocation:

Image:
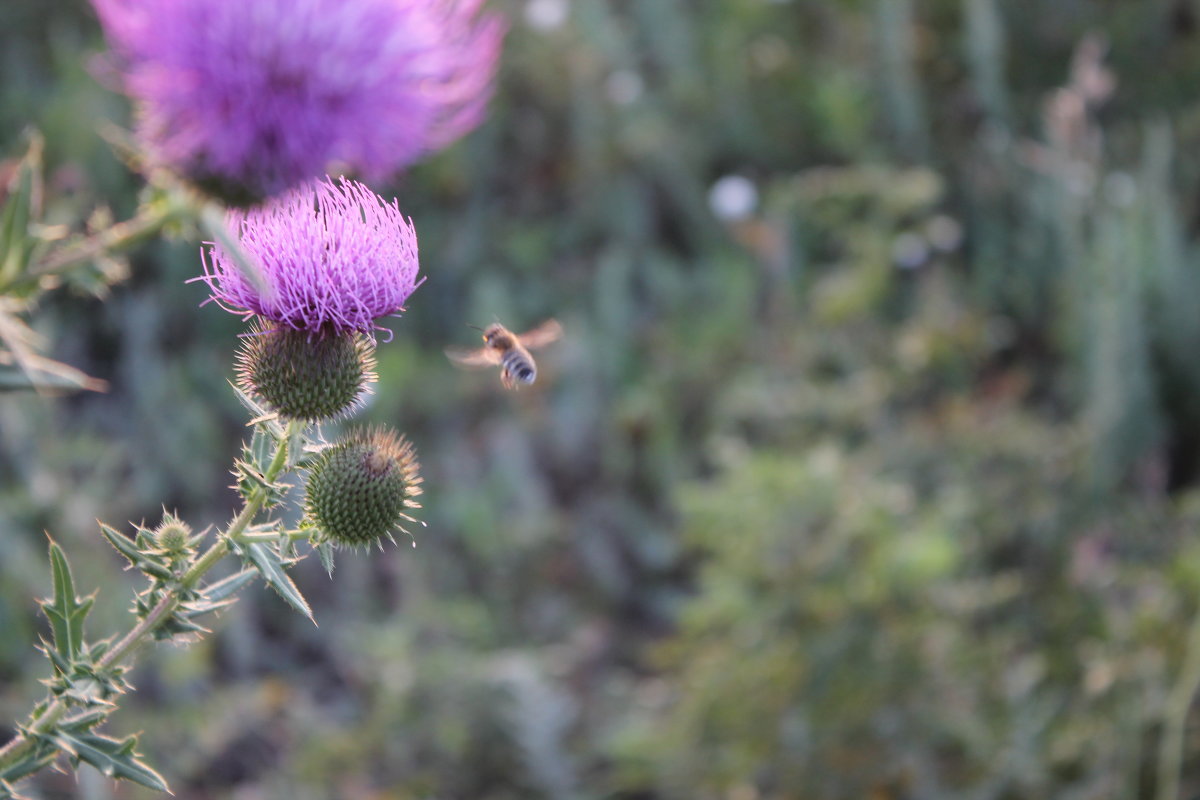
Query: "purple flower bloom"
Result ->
[[91, 0, 504, 200], [199, 177, 422, 335]]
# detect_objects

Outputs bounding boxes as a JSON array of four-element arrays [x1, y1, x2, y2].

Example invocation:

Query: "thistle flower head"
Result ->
[[198, 177, 421, 336], [91, 0, 504, 200], [305, 428, 423, 548]]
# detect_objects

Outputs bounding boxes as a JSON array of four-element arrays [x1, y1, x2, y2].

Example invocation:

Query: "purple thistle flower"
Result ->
[[198, 177, 422, 336], [91, 0, 504, 200]]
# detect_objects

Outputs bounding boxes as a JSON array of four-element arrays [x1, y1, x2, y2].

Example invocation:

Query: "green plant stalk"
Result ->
[[29, 196, 188, 280], [1156, 602, 1200, 800], [0, 418, 302, 775], [238, 529, 313, 543]]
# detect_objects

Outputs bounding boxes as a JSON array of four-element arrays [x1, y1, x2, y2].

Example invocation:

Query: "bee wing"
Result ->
[[445, 346, 501, 368], [516, 319, 563, 350]]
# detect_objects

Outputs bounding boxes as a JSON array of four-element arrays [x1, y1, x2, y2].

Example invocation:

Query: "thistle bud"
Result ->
[[236, 321, 376, 421], [304, 428, 423, 548], [154, 514, 192, 554]]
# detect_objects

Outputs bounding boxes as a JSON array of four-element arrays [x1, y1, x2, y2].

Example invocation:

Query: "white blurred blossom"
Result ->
[[708, 175, 758, 222], [525, 0, 568, 31]]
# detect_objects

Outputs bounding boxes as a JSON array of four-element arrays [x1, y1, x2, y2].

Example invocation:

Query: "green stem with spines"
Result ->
[[0, 418, 304, 777], [237, 529, 314, 543], [29, 192, 191, 280]]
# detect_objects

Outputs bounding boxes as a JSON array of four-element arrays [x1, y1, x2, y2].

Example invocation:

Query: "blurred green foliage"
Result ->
[[8, 0, 1200, 797]]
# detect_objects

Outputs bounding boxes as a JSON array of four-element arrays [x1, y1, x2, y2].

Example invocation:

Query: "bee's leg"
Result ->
[[501, 368, 515, 390]]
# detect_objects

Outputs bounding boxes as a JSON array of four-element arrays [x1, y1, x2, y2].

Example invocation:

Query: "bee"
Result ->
[[446, 319, 562, 389]]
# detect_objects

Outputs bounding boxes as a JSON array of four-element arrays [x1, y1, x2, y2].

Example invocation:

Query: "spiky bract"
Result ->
[[236, 321, 376, 421]]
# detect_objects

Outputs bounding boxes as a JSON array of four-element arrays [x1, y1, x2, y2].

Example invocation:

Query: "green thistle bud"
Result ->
[[304, 428, 423, 548], [154, 514, 192, 554], [236, 320, 377, 421]]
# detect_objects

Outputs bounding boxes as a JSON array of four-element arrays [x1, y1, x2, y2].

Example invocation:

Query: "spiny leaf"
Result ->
[[139, 560, 175, 582], [285, 424, 311, 471], [41, 539, 93, 664], [98, 522, 140, 567], [61, 676, 115, 707], [317, 541, 336, 577], [0, 778, 35, 800], [0, 132, 43, 294], [177, 596, 235, 619], [134, 526, 154, 552], [246, 425, 275, 472], [244, 543, 312, 620], [0, 355, 106, 393], [229, 381, 285, 437], [201, 567, 257, 603], [51, 731, 169, 792], [100, 523, 177, 581], [59, 708, 110, 733], [233, 458, 289, 509], [0, 745, 56, 785], [153, 612, 210, 640], [38, 635, 71, 677]]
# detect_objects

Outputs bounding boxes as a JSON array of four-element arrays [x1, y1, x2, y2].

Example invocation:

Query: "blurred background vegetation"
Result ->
[[6, 0, 1200, 797]]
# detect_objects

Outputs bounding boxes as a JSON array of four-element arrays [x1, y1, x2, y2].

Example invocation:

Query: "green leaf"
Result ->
[[201, 567, 258, 602], [234, 458, 283, 507], [246, 425, 275, 472], [99, 522, 175, 581], [41, 539, 93, 665], [0, 132, 43, 294], [98, 523, 140, 567], [170, 568, 257, 625], [60, 676, 114, 707], [229, 381, 285, 437], [0, 355, 107, 394], [59, 708, 110, 733], [88, 639, 111, 661], [0, 777, 37, 800], [38, 635, 71, 677], [138, 560, 175, 582], [285, 425, 311, 471], [244, 543, 312, 620], [175, 597, 230, 620], [0, 744, 56, 785], [317, 541, 336, 577], [134, 526, 155, 551], [153, 612, 210, 639], [51, 731, 169, 792]]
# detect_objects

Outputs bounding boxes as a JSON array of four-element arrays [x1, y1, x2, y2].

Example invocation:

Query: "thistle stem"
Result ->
[[0, 419, 303, 776], [237, 529, 314, 543], [30, 195, 189, 279]]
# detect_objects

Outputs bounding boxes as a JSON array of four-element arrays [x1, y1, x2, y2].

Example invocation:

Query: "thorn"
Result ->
[[246, 410, 279, 427]]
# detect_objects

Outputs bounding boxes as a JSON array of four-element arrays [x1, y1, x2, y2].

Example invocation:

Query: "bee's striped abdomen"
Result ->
[[500, 348, 536, 384]]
